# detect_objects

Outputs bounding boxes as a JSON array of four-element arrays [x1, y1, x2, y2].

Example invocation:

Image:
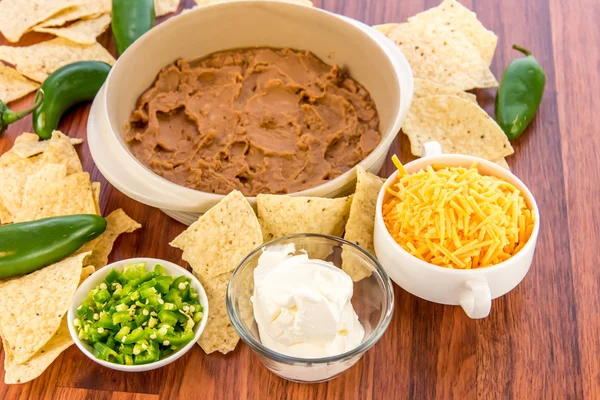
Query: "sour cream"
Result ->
[[251, 244, 365, 358]]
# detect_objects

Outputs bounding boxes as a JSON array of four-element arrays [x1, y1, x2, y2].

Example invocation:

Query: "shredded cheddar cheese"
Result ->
[[383, 158, 535, 269]]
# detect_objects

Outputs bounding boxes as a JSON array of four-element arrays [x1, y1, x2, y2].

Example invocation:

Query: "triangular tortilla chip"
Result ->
[[0, 38, 115, 82], [155, 0, 180, 16], [402, 95, 514, 161], [170, 190, 262, 280], [15, 165, 96, 223], [3, 317, 73, 385], [33, 14, 111, 45], [257, 194, 353, 241], [373, 22, 497, 90], [36, 0, 111, 28], [194, 272, 240, 354], [0, 64, 39, 104], [11, 135, 82, 159], [0, 0, 89, 42], [0, 252, 87, 364], [76, 209, 141, 268], [408, 0, 497, 65], [342, 167, 384, 281]]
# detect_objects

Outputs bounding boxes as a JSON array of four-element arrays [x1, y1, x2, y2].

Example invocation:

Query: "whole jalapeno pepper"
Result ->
[[0, 91, 43, 135], [112, 0, 156, 56], [495, 45, 546, 140], [32, 61, 111, 140]]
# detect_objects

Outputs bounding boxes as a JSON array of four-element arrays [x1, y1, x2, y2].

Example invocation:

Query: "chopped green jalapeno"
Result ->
[[73, 262, 203, 365]]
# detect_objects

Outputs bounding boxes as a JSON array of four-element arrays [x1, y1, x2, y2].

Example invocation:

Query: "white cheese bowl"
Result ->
[[87, 1, 413, 225]]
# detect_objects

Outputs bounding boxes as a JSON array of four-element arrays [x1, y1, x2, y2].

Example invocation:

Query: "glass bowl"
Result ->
[[226, 234, 395, 383]]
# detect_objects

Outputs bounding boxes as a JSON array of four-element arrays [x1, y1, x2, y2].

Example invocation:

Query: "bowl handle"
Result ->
[[422, 141, 442, 157], [459, 280, 491, 319]]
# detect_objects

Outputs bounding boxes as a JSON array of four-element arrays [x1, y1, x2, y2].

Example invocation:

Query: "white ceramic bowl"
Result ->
[[87, 1, 414, 225], [373, 142, 541, 319], [67, 258, 209, 372]]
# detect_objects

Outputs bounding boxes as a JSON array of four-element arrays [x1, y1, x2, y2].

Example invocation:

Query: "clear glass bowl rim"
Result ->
[[226, 233, 395, 365]]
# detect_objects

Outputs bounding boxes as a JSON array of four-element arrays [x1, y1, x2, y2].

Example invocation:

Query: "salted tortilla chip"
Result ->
[[12, 135, 82, 159], [0, 0, 89, 42], [36, 1, 111, 28], [0, 38, 115, 82], [3, 317, 73, 384], [0, 64, 39, 104], [79, 265, 96, 285], [0, 132, 82, 221], [0, 197, 11, 224], [408, 0, 497, 65], [195, 0, 312, 5], [342, 167, 384, 281], [33, 14, 111, 45], [493, 157, 510, 170], [403, 95, 514, 161], [373, 22, 497, 90], [257, 194, 353, 241], [170, 190, 262, 280], [194, 272, 239, 354], [15, 166, 96, 223], [91, 182, 101, 215], [414, 78, 477, 103], [0, 252, 87, 364], [76, 209, 141, 268]]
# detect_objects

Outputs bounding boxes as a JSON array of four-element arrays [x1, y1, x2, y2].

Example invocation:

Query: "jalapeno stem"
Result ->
[[512, 45, 532, 57], [2, 89, 44, 125]]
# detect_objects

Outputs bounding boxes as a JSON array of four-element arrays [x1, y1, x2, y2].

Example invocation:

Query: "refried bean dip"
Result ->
[[124, 47, 381, 195]]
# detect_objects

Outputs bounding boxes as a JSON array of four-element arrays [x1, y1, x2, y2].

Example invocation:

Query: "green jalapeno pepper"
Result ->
[[495, 45, 546, 140], [0, 214, 107, 278], [32, 61, 111, 140], [0, 91, 44, 135], [112, 0, 156, 56]]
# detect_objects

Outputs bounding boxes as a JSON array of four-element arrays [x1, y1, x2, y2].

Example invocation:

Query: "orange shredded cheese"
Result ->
[[382, 157, 535, 269]]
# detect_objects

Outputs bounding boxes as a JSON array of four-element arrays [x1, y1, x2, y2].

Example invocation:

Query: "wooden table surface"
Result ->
[[1, 0, 598, 399]]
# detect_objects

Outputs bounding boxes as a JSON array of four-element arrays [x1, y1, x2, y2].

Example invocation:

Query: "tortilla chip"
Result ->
[[257, 194, 353, 241], [0, 38, 115, 82], [194, 0, 312, 5], [0, 252, 87, 364], [0, 64, 39, 104], [373, 22, 497, 90], [155, 0, 180, 16], [79, 265, 96, 285], [0, 132, 82, 221], [91, 182, 101, 215], [170, 191, 262, 280], [403, 95, 514, 161], [494, 157, 510, 170], [414, 78, 477, 103], [342, 167, 384, 281], [76, 209, 141, 268], [3, 317, 73, 385], [12, 135, 82, 159], [33, 14, 111, 45], [194, 272, 239, 354], [15, 166, 96, 223], [0, 0, 89, 42], [408, 0, 497, 65], [36, 1, 111, 28]]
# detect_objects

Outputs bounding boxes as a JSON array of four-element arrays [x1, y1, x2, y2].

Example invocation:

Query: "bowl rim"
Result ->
[[226, 233, 395, 365], [375, 153, 542, 275], [100, 1, 412, 205], [67, 257, 209, 372]]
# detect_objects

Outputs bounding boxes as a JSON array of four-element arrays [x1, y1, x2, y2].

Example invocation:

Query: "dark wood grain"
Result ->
[[1, 0, 598, 399]]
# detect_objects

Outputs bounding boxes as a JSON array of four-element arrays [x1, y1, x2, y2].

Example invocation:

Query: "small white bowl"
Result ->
[[373, 142, 541, 319], [67, 258, 209, 372], [87, 1, 414, 225]]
